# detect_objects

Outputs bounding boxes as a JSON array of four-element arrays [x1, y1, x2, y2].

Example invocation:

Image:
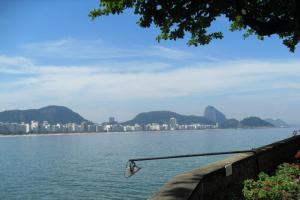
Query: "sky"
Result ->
[[1, 0, 300, 124]]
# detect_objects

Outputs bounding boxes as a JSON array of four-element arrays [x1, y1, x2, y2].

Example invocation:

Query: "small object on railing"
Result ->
[[225, 164, 233, 176], [124, 160, 141, 178]]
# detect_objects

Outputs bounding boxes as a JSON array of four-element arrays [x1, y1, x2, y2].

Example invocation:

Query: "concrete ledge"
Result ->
[[150, 135, 300, 200]]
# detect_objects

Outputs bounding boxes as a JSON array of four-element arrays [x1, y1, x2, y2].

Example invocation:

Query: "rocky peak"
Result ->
[[204, 106, 226, 123]]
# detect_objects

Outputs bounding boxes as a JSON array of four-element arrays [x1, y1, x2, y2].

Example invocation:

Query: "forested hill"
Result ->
[[239, 117, 274, 128], [123, 111, 215, 126], [0, 105, 87, 124]]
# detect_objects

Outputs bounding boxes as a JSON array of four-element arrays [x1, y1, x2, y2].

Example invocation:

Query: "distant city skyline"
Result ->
[[1, 0, 300, 124]]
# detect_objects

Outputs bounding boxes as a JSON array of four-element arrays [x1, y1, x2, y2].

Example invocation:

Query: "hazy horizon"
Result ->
[[1, 0, 300, 124]]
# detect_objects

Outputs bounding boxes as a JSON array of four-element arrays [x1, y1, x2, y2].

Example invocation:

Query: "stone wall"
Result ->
[[150, 135, 300, 200]]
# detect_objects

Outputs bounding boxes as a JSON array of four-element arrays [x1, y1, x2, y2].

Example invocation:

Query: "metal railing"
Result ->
[[125, 149, 257, 178]]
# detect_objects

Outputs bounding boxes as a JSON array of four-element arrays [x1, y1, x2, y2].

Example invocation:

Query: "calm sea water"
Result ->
[[0, 128, 297, 200]]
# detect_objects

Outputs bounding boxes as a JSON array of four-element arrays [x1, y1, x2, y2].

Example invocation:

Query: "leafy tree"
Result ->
[[90, 0, 300, 52]]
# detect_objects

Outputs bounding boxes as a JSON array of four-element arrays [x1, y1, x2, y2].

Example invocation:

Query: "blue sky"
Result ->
[[1, 0, 300, 124]]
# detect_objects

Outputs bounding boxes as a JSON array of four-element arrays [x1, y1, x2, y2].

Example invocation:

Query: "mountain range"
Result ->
[[264, 118, 289, 128], [123, 106, 276, 128], [123, 111, 215, 126], [0, 105, 288, 128], [203, 106, 276, 128], [0, 105, 87, 124]]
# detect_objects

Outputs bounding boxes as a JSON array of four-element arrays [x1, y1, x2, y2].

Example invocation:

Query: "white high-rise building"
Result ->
[[31, 121, 39, 133], [25, 123, 30, 133], [170, 117, 177, 130]]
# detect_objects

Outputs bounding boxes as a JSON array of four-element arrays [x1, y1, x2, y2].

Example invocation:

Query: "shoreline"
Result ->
[[0, 132, 101, 137], [0, 127, 293, 138]]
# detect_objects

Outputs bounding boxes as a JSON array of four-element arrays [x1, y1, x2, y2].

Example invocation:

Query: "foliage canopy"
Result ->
[[90, 0, 300, 52]]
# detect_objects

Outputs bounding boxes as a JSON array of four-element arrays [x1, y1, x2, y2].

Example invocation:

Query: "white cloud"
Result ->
[[1, 54, 300, 122], [272, 82, 300, 89], [148, 46, 193, 59], [1, 54, 300, 98], [0, 54, 33, 67], [22, 38, 193, 60], [0, 55, 35, 74]]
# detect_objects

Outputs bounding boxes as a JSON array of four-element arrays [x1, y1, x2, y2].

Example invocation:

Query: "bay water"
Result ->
[[0, 128, 297, 200]]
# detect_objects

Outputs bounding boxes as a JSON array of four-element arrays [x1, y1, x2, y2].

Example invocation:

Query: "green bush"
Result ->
[[243, 163, 300, 200]]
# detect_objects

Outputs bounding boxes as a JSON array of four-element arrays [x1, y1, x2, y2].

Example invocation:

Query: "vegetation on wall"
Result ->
[[243, 163, 300, 200]]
